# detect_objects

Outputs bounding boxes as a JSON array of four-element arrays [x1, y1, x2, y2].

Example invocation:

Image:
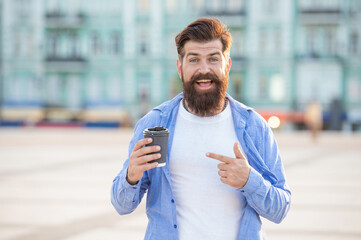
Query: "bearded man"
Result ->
[[111, 18, 291, 240]]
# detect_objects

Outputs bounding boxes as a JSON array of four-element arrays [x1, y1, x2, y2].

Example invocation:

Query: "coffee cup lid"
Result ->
[[143, 126, 170, 136]]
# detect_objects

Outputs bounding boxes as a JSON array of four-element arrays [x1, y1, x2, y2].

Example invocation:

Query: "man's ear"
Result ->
[[226, 57, 232, 73], [176, 59, 182, 79]]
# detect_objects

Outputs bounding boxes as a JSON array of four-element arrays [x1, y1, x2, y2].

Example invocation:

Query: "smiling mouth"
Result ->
[[196, 79, 213, 88]]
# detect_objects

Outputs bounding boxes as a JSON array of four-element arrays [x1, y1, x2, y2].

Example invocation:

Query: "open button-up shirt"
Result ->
[[111, 92, 291, 240]]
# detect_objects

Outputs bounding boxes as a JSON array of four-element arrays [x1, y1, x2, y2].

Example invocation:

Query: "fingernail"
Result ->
[[206, 153, 210, 157], [156, 146, 161, 151], [148, 138, 152, 142]]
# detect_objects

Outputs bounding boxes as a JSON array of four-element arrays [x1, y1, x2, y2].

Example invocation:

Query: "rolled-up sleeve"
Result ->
[[240, 114, 291, 224], [110, 116, 153, 215]]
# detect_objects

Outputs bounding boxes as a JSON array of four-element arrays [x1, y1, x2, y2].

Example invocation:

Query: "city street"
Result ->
[[0, 128, 360, 240]]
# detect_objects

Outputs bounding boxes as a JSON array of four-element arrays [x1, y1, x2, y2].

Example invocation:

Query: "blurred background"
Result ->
[[1, 1, 361, 240], [0, 0, 360, 131]]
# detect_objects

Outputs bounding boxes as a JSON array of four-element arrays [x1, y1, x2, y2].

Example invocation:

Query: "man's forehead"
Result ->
[[183, 39, 223, 56]]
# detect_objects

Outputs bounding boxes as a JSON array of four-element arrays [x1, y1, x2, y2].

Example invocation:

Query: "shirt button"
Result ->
[[171, 199, 175, 203], [174, 224, 177, 229]]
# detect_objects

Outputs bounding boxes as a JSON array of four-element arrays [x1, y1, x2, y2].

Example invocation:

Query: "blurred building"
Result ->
[[0, 0, 197, 126], [0, 0, 361, 129], [295, 0, 361, 130]]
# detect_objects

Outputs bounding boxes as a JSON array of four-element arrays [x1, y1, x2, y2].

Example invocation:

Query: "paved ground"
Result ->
[[0, 128, 360, 240]]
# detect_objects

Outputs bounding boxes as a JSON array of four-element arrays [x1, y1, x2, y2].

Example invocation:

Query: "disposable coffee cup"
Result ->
[[143, 126, 170, 167]]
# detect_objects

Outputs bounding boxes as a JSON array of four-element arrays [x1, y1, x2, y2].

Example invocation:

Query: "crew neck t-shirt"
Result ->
[[169, 100, 246, 240]]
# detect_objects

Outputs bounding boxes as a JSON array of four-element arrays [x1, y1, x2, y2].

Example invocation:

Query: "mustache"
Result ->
[[190, 72, 219, 85]]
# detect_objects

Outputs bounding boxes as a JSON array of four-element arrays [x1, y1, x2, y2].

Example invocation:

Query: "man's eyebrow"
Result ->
[[209, 52, 221, 56], [185, 52, 200, 58], [185, 51, 221, 58]]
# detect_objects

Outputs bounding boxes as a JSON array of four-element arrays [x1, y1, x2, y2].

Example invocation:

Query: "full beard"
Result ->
[[182, 71, 228, 117]]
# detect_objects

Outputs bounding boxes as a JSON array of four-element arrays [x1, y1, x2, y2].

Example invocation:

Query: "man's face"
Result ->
[[176, 39, 231, 116]]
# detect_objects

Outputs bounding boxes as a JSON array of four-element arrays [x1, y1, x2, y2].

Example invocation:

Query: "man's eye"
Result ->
[[210, 58, 219, 62], [189, 58, 198, 63]]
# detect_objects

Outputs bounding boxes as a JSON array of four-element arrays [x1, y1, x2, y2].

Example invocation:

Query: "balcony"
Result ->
[[295, 51, 343, 62], [300, 7, 341, 14], [44, 56, 88, 72], [45, 56, 86, 62], [298, 0, 342, 13], [203, 0, 246, 17], [45, 11, 86, 29], [298, 3, 342, 23], [202, 4, 246, 28], [204, 8, 246, 16]]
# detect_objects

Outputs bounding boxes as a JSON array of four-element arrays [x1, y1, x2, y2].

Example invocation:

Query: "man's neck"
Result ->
[[183, 98, 228, 117]]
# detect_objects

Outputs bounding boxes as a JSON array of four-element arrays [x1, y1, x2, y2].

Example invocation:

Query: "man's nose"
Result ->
[[198, 60, 210, 74]]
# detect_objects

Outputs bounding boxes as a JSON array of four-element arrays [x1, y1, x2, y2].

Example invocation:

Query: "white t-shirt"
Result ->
[[169, 100, 246, 240]]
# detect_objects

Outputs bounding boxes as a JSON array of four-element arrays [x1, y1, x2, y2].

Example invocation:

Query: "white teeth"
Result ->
[[197, 80, 211, 83]]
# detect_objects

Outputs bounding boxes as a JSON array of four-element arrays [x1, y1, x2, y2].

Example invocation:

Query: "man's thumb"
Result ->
[[233, 142, 245, 159]]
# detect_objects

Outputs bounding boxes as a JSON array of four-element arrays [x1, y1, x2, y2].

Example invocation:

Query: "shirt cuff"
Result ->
[[124, 176, 141, 189], [122, 176, 141, 203], [240, 167, 264, 195]]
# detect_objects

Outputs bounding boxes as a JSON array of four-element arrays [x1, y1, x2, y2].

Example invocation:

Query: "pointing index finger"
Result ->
[[206, 152, 232, 164]]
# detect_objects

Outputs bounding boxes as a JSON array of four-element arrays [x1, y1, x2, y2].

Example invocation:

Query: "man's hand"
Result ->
[[126, 138, 161, 185], [206, 142, 251, 189]]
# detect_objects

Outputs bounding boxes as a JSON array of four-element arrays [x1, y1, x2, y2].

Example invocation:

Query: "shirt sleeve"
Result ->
[[240, 115, 291, 224], [110, 118, 151, 215], [111, 170, 149, 215]]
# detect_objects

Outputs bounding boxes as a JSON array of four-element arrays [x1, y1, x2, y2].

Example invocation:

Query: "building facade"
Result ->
[[1, 0, 360, 128]]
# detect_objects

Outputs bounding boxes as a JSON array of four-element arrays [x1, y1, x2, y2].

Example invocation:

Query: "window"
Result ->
[[107, 77, 122, 101], [47, 75, 61, 106], [91, 32, 102, 56], [47, 33, 58, 57], [270, 74, 285, 102], [348, 76, 361, 102], [138, 74, 150, 116], [13, 77, 23, 101], [306, 27, 316, 56], [350, 31, 359, 56], [325, 27, 336, 56], [259, 27, 282, 56], [139, 30, 148, 55], [259, 75, 268, 99], [259, 29, 267, 56], [13, 33, 21, 57], [274, 29, 282, 55], [69, 33, 79, 58], [88, 77, 102, 102], [27, 32, 34, 57], [231, 30, 244, 57], [258, 70, 283, 101], [140, 42, 147, 55], [231, 73, 243, 101], [110, 32, 121, 55], [66, 76, 82, 108]]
